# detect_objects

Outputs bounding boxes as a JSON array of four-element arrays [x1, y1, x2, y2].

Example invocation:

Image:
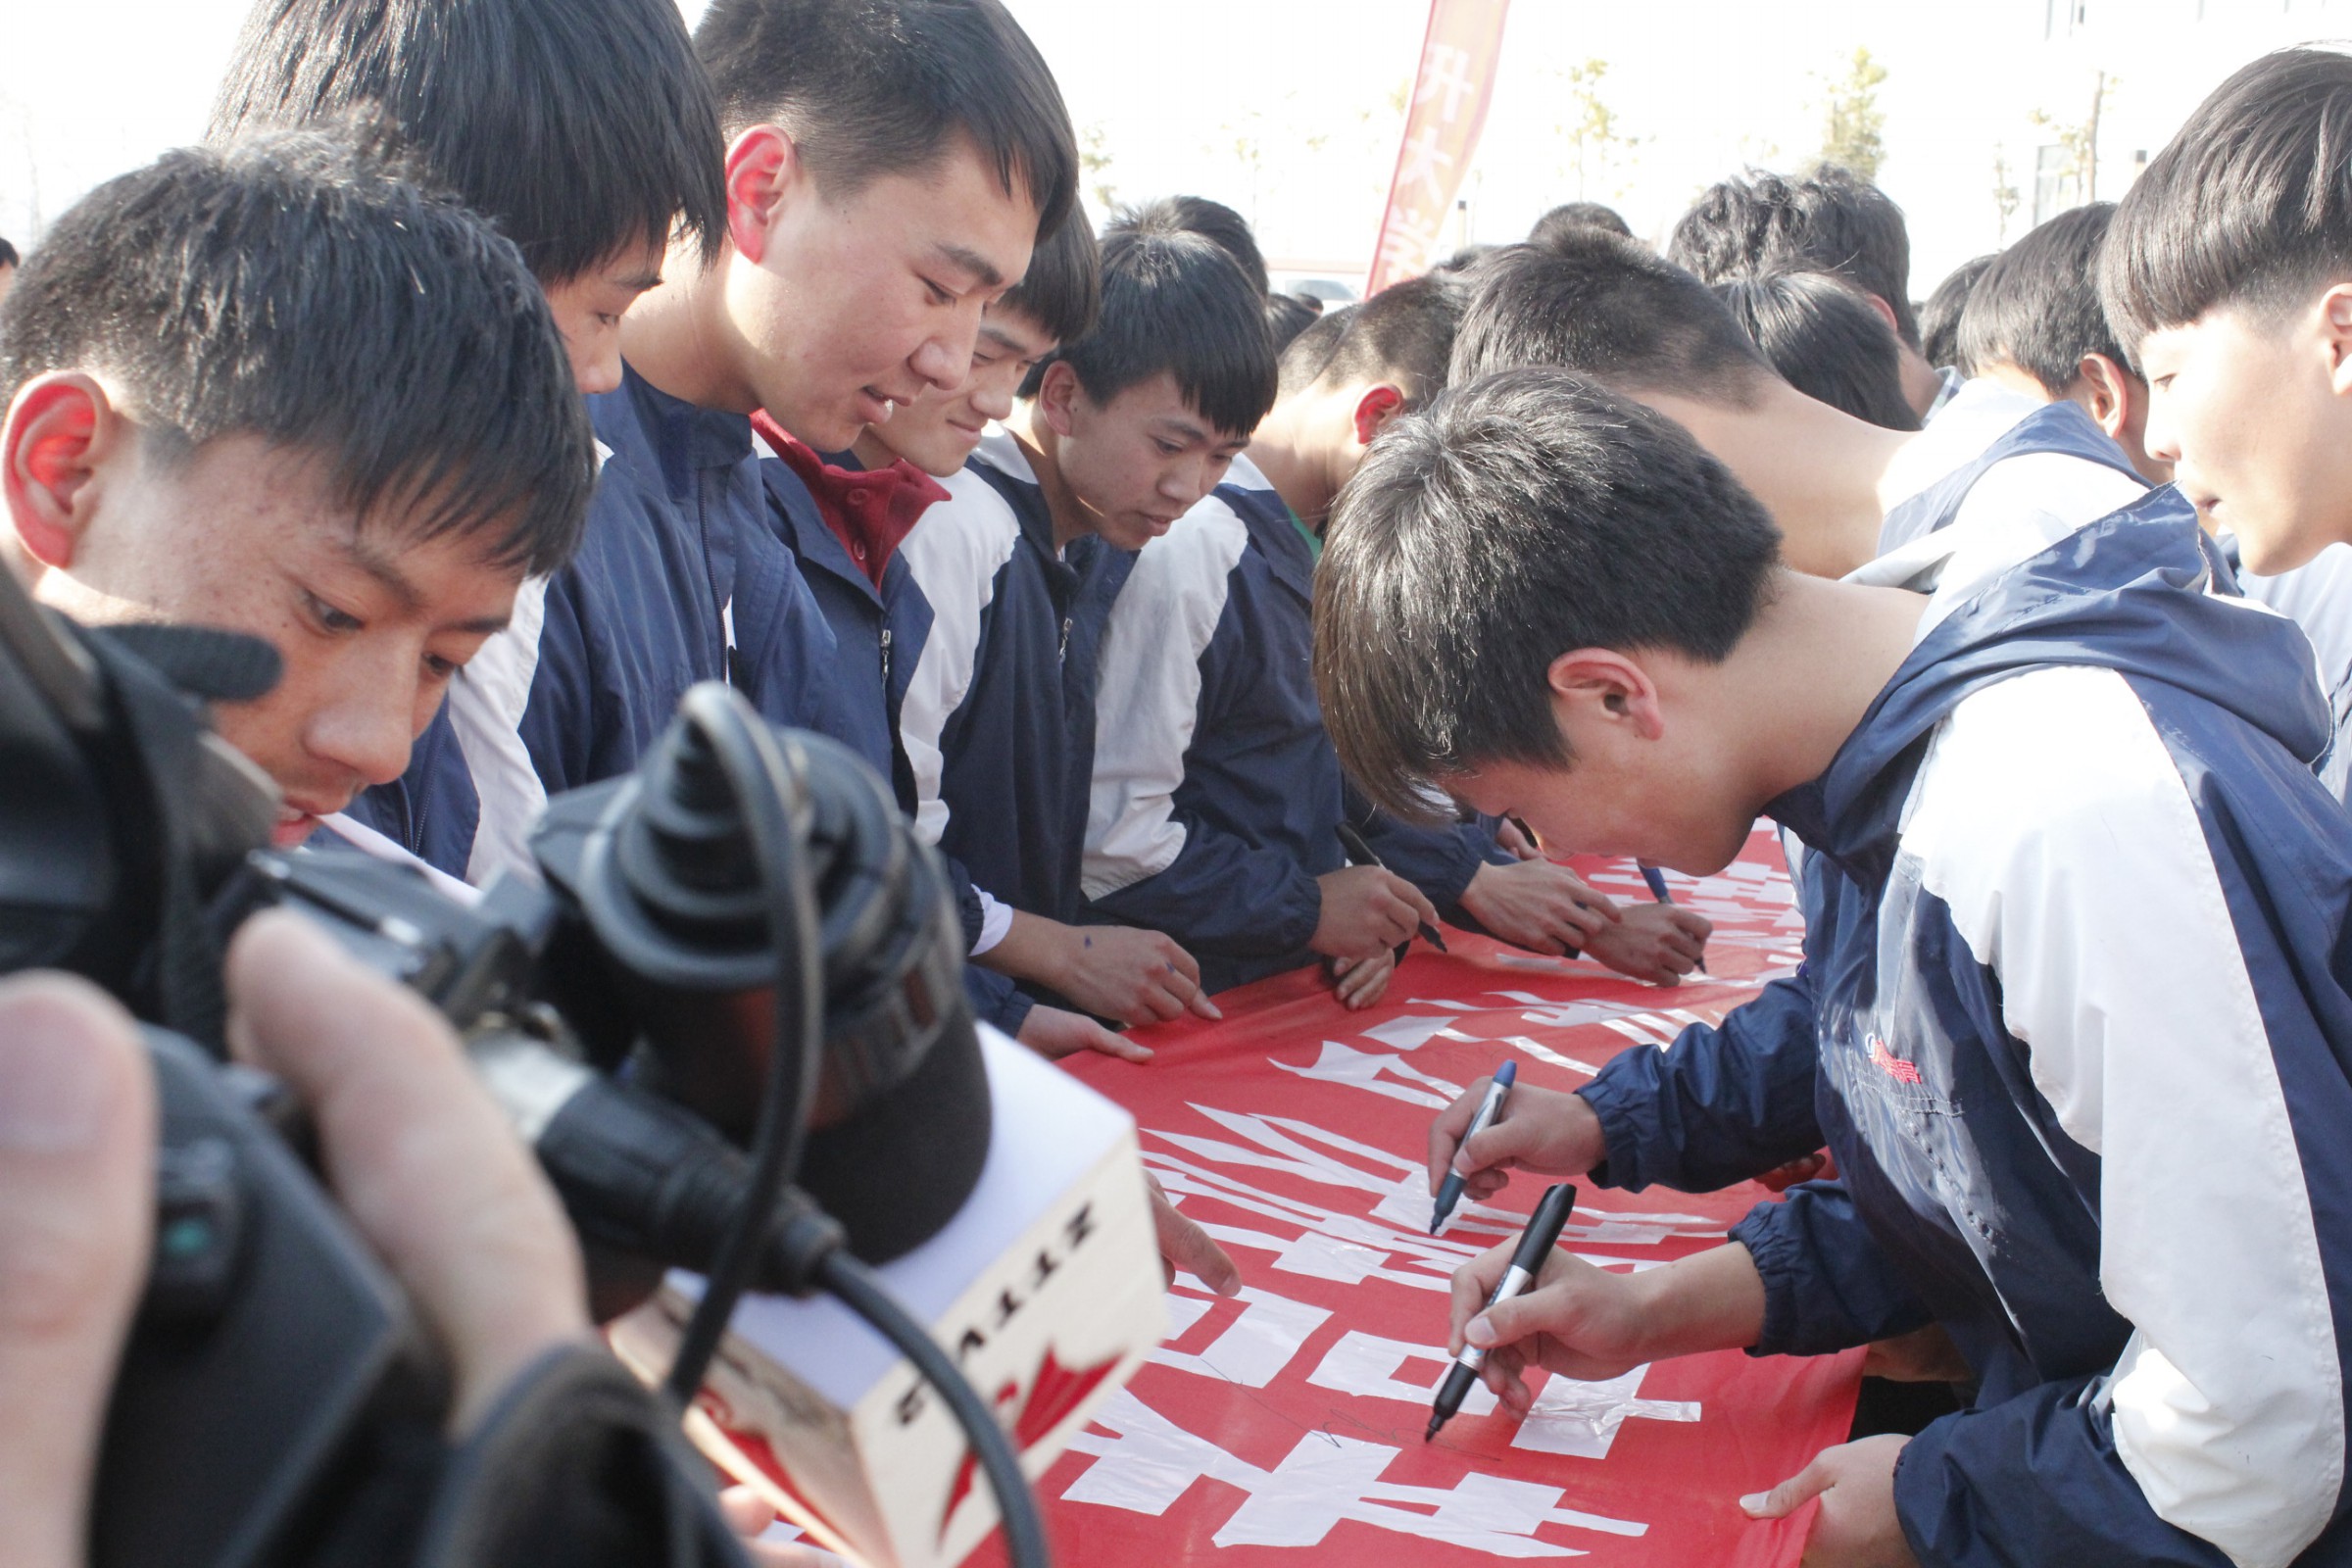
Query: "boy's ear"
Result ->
[[1544, 648, 1665, 742], [1349, 383, 1407, 447], [723, 125, 804, 268], [2076, 353, 2140, 439], [2323, 282, 2352, 399], [1036, 360, 1082, 439], [3, 374, 122, 572]]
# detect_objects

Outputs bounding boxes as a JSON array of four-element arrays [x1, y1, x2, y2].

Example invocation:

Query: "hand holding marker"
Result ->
[[1639, 863, 1707, 975], [1430, 1060, 1515, 1235], [1336, 820, 1448, 954], [1427, 1182, 1579, 1441]]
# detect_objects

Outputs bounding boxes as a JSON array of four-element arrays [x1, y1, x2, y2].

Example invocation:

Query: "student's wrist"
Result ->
[[1624, 1243, 1768, 1361]]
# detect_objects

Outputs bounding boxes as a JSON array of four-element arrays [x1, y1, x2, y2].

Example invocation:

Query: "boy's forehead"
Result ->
[[980, 309, 1055, 361]]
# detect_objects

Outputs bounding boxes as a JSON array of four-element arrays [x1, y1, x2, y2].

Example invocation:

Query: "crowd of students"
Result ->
[[4, 0, 2352, 1562]]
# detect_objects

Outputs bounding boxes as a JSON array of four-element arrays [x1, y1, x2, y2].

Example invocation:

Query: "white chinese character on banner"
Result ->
[[1065, 1390, 1650, 1556], [1416, 42, 1479, 122], [1397, 124, 1457, 206]]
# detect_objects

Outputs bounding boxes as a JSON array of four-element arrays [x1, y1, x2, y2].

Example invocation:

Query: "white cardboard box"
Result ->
[[612, 1027, 1164, 1567]]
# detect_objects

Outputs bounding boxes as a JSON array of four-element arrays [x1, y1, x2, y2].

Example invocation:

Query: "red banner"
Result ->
[[1366, 0, 1513, 295], [976, 830, 1860, 1566]]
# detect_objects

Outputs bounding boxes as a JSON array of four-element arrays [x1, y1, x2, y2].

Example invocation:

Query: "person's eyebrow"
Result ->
[[1152, 416, 1217, 446], [616, 270, 662, 292], [932, 243, 1005, 291], [338, 534, 511, 635], [978, 324, 1029, 354]]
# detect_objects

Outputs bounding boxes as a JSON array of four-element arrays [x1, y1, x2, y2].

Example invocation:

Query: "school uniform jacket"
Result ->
[[1724, 495, 2352, 1568], [895, 431, 1134, 1006], [749, 427, 1033, 1035], [1082, 455, 1507, 993], [1579, 401, 2152, 1195]]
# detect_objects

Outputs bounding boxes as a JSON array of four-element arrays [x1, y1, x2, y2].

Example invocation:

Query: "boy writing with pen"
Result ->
[[1333, 365, 2352, 1568]]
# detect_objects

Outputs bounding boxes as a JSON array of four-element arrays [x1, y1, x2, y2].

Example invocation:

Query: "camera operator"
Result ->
[[0, 913, 585, 1568]]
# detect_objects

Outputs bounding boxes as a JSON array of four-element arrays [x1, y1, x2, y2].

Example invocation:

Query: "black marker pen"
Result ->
[[1427, 1183, 1579, 1442]]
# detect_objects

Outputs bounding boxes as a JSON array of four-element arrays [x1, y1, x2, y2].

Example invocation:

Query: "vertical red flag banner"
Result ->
[[1366, 0, 1512, 295]]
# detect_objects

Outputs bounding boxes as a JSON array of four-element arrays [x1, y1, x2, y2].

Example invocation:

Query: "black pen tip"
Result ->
[[1424, 1417, 1444, 1443]]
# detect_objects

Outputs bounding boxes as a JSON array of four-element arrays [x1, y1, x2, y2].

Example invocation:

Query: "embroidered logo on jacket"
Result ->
[[1868, 1033, 1923, 1085]]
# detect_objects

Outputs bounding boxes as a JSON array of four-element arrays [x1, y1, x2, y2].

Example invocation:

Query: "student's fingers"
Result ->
[[1453, 1087, 1600, 1181], [1087, 1027, 1155, 1063], [1149, 1176, 1241, 1298], [0, 975, 155, 1568], [1154, 939, 1203, 989], [1385, 871, 1442, 931], [1672, 907, 1714, 943], [1446, 1242, 1515, 1354], [225, 911, 588, 1436], [1558, 898, 1614, 945], [1427, 1079, 1493, 1195], [1185, 980, 1224, 1022], [720, 1486, 778, 1540], [1740, 1451, 1838, 1519], [1338, 950, 1394, 1009]]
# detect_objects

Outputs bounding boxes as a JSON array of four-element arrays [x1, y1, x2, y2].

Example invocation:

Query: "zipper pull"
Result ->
[[880, 625, 893, 685], [1058, 615, 1072, 664]]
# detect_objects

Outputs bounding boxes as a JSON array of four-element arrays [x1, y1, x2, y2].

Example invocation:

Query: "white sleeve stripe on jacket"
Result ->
[[1081, 497, 1249, 900], [1905, 663, 2344, 1568], [896, 462, 1020, 849], [447, 572, 551, 887]]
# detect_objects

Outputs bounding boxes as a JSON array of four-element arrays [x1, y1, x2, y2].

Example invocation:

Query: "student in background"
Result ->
[[1919, 252, 1996, 378], [411, 0, 1072, 889], [0, 132, 594, 852], [1668, 166, 1944, 417], [1435, 228, 2149, 1216], [1149, 194, 1269, 298], [1265, 290, 1323, 353], [2104, 46, 2352, 805], [1530, 201, 1633, 244], [895, 210, 1276, 1030], [1958, 203, 2167, 482], [797, 214, 1204, 1057], [0, 236, 16, 305], [1713, 268, 1921, 431], [1327, 365, 2352, 1568], [1453, 230, 2139, 597], [1087, 276, 1710, 1004], [208, 0, 729, 875]]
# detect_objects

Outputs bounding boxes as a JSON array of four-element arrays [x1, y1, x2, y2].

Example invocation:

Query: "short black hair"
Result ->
[[1450, 230, 1771, 406], [695, 0, 1078, 244], [1129, 194, 1269, 298], [1715, 269, 1919, 430], [0, 130, 594, 575], [2103, 46, 2352, 353], [1280, 272, 1465, 410], [1668, 166, 1920, 347], [996, 210, 1100, 348], [1920, 253, 1996, 371], [1266, 291, 1322, 353], [1035, 210, 1275, 437], [208, 0, 726, 282], [1314, 368, 1782, 820], [1959, 203, 2124, 396], [0, 236, 16, 270], [1531, 201, 1633, 245]]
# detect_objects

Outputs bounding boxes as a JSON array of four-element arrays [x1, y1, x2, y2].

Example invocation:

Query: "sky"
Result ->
[[4, 0, 2347, 297]]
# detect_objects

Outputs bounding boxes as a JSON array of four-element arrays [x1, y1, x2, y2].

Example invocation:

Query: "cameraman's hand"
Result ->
[[225, 911, 590, 1435], [0, 975, 154, 1568], [1311, 865, 1437, 958], [1584, 901, 1711, 986], [1457, 859, 1618, 956], [1427, 1080, 1609, 1203]]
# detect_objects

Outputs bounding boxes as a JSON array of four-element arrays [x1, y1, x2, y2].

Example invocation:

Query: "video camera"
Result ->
[[0, 558, 1051, 1568]]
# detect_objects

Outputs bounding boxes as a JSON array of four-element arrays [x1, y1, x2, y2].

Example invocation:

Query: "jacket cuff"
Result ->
[[1729, 1199, 1812, 1356], [1576, 1065, 1657, 1192]]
